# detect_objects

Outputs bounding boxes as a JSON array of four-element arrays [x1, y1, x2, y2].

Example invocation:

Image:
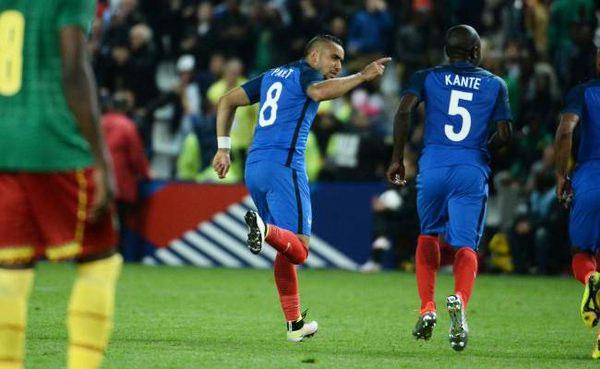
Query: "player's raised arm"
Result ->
[[387, 93, 419, 186], [212, 85, 253, 179], [60, 26, 113, 222], [306, 57, 391, 102], [555, 112, 579, 204]]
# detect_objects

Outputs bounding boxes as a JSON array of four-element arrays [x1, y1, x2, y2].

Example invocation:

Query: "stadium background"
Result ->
[[92, 0, 597, 274]]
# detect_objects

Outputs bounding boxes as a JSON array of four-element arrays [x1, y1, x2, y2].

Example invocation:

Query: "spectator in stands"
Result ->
[[395, 9, 439, 85], [101, 90, 151, 252], [126, 23, 159, 110], [347, 0, 393, 65], [180, 1, 218, 69], [197, 53, 226, 105], [321, 87, 390, 181], [250, 3, 287, 74], [213, 0, 255, 67], [176, 55, 201, 135]]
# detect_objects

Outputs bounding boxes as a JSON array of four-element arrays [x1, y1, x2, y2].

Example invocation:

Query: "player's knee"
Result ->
[[297, 235, 310, 248]]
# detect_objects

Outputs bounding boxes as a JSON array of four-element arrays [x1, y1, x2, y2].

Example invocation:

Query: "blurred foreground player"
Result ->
[[555, 47, 600, 359], [213, 35, 390, 341], [387, 25, 512, 351], [0, 1, 121, 368]]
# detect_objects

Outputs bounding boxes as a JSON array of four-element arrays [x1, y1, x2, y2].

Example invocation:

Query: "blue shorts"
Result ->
[[417, 165, 488, 249], [570, 163, 600, 252], [245, 160, 312, 236]]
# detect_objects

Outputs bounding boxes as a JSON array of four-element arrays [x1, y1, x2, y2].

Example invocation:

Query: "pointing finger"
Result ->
[[375, 57, 392, 65]]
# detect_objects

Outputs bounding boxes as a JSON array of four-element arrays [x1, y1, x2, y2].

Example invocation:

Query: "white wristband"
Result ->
[[217, 136, 231, 149]]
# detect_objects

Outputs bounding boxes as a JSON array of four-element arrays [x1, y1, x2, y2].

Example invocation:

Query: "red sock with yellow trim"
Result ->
[[0, 268, 34, 369], [265, 225, 308, 265], [68, 254, 122, 369]]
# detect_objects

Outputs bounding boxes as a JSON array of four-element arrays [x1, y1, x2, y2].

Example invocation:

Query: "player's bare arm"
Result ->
[[60, 26, 113, 222], [554, 112, 579, 205], [212, 87, 251, 179], [306, 57, 391, 102], [487, 120, 513, 152], [387, 93, 419, 186]]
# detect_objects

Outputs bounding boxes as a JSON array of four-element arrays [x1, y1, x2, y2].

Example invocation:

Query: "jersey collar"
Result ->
[[450, 61, 476, 69]]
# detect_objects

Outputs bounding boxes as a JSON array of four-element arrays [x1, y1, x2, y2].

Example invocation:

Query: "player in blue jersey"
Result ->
[[386, 25, 513, 351], [555, 48, 600, 359], [212, 35, 390, 342]]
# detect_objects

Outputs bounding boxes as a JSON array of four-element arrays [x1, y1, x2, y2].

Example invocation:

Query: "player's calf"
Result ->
[[0, 267, 34, 369], [68, 253, 122, 369]]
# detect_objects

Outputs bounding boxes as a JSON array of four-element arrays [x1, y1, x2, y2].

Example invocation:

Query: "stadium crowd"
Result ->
[[90, 0, 598, 274]]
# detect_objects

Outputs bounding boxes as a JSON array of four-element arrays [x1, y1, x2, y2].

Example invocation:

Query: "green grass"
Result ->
[[25, 263, 600, 369]]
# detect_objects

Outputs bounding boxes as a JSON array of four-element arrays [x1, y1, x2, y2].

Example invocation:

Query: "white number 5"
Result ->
[[258, 82, 283, 127], [445, 90, 473, 142]]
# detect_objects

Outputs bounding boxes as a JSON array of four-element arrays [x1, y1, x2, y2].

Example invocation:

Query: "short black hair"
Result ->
[[445, 25, 480, 59], [304, 34, 344, 56]]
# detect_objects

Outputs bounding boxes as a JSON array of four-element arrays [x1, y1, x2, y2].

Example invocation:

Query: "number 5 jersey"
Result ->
[[402, 61, 512, 177]]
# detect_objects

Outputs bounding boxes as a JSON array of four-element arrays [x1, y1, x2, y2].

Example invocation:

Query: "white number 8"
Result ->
[[259, 82, 283, 127]]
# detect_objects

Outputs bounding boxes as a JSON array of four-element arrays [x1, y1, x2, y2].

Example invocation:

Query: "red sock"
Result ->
[[274, 253, 301, 321], [573, 252, 596, 285], [453, 247, 478, 310], [416, 235, 440, 314], [265, 225, 308, 265], [439, 239, 456, 266]]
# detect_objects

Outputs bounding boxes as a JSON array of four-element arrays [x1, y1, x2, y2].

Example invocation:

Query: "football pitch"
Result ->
[[26, 263, 599, 369]]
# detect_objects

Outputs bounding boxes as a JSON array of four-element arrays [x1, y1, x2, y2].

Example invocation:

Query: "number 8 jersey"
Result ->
[[241, 60, 323, 172], [403, 61, 512, 176]]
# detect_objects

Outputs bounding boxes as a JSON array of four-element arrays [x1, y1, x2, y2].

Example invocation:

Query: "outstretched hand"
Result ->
[[361, 57, 392, 82]]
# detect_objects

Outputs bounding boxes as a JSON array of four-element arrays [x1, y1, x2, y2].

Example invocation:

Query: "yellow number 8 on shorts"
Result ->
[[0, 10, 25, 97]]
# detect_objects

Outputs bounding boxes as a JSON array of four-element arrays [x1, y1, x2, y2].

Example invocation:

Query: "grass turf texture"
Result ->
[[26, 263, 599, 369]]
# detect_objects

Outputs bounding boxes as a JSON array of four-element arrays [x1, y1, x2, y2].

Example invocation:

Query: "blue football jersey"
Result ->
[[241, 60, 323, 171], [402, 62, 512, 175], [562, 79, 600, 165]]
